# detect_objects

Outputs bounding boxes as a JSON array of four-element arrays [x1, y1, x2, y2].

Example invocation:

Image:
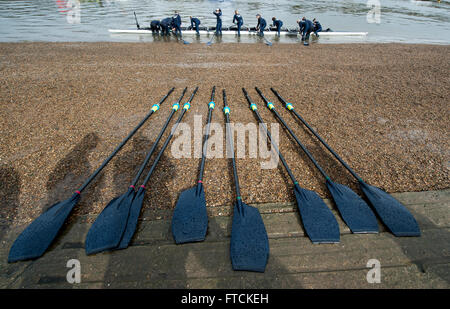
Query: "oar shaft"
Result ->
[[270, 88, 362, 181], [77, 87, 174, 193], [242, 88, 298, 184], [255, 87, 329, 180], [223, 89, 242, 200], [141, 87, 198, 187], [198, 86, 215, 182]]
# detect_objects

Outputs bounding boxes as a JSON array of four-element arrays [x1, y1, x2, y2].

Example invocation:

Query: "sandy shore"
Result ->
[[0, 42, 449, 227]]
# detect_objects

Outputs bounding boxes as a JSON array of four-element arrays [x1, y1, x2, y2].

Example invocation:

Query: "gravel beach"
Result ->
[[0, 42, 449, 227]]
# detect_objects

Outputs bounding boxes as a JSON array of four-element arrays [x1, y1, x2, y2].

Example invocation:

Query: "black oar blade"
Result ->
[[326, 180, 379, 234], [294, 184, 340, 243], [230, 202, 269, 273], [8, 193, 80, 263], [359, 181, 420, 237], [85, 187, 135, 255], [117, 186, 146, 249], [171, 184, 208, 244]]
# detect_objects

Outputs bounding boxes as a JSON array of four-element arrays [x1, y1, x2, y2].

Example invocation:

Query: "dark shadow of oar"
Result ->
[[171, 87, 216, 244], [271, 88, 421, 237], [118, 87, 199, 249], [243, 88, 340, 244], [8, 88, 175, 263], [224, 89, 269, 272], [256, 87, 378, 234], [85, 88, 187, 255]]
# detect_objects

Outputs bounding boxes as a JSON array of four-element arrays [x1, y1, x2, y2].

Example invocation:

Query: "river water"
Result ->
[[0, 0, 449, 44]]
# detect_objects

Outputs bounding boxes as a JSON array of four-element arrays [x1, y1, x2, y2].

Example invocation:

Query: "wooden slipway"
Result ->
[[0, 189, 448, 288]]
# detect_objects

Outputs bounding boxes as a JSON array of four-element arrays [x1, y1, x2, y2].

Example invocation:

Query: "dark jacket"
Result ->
[[161, 17, 172, 27], [273, 19, 283, 28], [233, 14, 243, 25], [150, 20, 160, 28], [172, 14, 181, 27], [257, 18, 267, 30], [314, 21, 322, 32], [213, 11, 222, 20], [190, 17, 201, 26], [299, 19, 313, 33]]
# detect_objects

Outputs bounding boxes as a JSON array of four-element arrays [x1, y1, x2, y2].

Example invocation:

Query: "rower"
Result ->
[[272, 17, 283, 36], [190, 16, 201, 34], [256, 14, 267, 36], [172, 10, 182, 37], [160, 17, 172, 36], [213, 8, 223, 35], [233, 10, 244, 36], [313, 18, 322, 37], [297, 17, 313, 45], [150, 20, 161, 34]]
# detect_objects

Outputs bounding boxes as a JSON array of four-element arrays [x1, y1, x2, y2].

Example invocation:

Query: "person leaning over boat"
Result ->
[[255, 14, 267, 36], [298, 17, 313, 44], [172, 10, 182, 36], [313, 18, 322, 37], [233, 10, 244, 36], [272, 17, 283, 36], [150, 20, 161, 34], [160, 17, 172, 36], [213, 8, 223, 35], [190, 16, 201, 34]]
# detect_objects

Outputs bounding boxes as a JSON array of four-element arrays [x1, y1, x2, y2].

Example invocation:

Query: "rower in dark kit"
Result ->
[[160, 17, 172, 36], [172, 10, 182, 37], [190, 16, 201, 34], [298, 17, 313, 45], [150, 20, 161, 34], [255, 14, 267, 36], [213, 8, 223, 35], [233, 10, 244, 36], [313, 18, 322, 37], [272, 17, 283, 36]]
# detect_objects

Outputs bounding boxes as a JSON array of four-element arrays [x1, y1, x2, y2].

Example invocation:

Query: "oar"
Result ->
[[270, 88, 421, 237], [263, 36, 273, 46], [117, 87, 199, 249], [255, 87, 378, 234], [8, 88, 175, 263], [85, 88, 187, 255], [172, 86, 216, 244], [223, 89, 269, 272], [171, 87, 216, 244], [133, 12, 140, 30], [243, 88, 340, 243], [206, 33, 216, 46]]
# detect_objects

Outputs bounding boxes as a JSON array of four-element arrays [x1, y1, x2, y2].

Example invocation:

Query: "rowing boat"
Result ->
[[108, 28, 368, 37]]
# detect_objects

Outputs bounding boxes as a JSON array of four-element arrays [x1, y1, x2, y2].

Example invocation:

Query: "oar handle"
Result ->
[[134, 12, 140, 29], [255, 87, 330, 180], [76, 87, 174, 193], [223, 89, 242, 203], [270, 88, 362, 182], [141, 87, 198, 187], [198, 86, 215, 183], [242, 88, 299, 185]]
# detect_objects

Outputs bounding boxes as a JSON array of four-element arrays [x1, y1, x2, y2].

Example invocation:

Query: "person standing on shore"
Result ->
[[172, 11, 182, 37], [213, 8, 223, 35], [233, 10, 244, 36], [313, 18, 322, 37], [272, 17, 283, 36], [298, 17, 313, 45], [150, 20, 160, 34], [190, 16, 201, 34], [255, 14, 267, 36]]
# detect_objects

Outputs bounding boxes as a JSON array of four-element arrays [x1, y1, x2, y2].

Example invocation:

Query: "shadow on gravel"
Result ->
[[0, 165, 21, 242]]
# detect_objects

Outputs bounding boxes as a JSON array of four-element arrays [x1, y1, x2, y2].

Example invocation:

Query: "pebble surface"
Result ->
[[0, 42, 448, 226]]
